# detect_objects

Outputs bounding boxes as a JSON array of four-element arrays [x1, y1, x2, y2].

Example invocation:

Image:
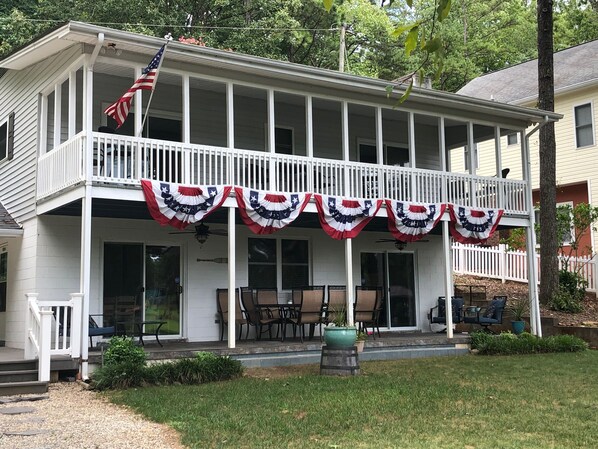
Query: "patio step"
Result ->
[[233, 343, 470, 368], [0, 381, 48, 396], [0, 360, 48, 396]]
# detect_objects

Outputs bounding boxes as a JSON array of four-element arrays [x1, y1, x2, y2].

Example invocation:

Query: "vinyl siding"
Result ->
[[0, 45, 83, 223]]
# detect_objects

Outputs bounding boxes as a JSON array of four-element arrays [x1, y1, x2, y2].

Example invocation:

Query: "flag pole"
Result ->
[[139, 33, 173, 137]]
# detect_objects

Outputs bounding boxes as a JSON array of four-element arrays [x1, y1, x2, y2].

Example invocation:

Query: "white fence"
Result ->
[[452, 243, 597, 293]]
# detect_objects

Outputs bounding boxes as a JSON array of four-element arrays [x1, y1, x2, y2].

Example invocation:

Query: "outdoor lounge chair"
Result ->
[[216, 288, 249, 341], [463, 295, 507, 333], [429, 296, 465, 331]]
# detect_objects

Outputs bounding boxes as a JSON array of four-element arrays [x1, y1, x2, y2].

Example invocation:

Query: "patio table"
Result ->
[[118, 320, 167, 346], [255, 303, 299, 342]]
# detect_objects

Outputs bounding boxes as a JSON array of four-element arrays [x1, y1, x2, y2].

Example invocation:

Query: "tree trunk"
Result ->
[[537, 0, 558, 304]]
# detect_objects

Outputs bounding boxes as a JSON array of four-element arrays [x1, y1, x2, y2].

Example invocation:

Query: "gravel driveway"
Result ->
[[0, 381, 186, 449]]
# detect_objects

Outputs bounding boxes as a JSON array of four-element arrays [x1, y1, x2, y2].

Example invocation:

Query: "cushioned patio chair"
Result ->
[[88, 315, 115, 348], [429, 296, 465, 331], [463, 295, 507, 333], [216, 288, 248, 341]]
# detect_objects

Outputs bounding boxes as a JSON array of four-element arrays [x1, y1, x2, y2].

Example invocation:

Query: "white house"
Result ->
[[0, 22, 559, 378]]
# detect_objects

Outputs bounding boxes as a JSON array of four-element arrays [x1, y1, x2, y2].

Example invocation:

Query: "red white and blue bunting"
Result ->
[[385, 200, 446, 242], [141, 179, 232, 230], [315, 195, 382, 240], [448, 204, 504, 244], [235, 187, 311, 235]]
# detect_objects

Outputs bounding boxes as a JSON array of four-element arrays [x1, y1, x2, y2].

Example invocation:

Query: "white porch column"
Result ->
[[53, 82, 62, 149], [227, 207, 236, 348], [495, 126, 504, 208], [305, 96, 313, 159], [345, 238, 354, 326], [68, 71, 77, 138], [408, 112, 416, 198], [442, 221, 454, 338], [523, 133, 542, 336], [267, 89, 277, 191]]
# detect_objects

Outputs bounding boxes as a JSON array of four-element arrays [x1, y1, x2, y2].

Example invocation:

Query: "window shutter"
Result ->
[[7, 112, 14, 160]]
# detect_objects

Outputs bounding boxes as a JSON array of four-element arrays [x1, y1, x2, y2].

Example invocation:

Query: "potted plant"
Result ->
[[509, 297, 529, 335], [323, 308, 357, 348], [355, 331, 367, 353]]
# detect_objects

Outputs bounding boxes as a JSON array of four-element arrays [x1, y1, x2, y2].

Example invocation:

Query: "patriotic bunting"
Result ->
[[141, 179, 231, 230], [448, 204, 504, 244], [386, 200, 446, 242], [235, 187, 311, 235], [315, 195, 382, 240]]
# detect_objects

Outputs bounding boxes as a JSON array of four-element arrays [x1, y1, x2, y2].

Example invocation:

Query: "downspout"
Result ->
[[523, 115, 550, 337], [80, 32, 104, 380]]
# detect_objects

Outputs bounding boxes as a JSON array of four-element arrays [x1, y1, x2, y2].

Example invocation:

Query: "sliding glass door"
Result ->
[[360, 251, 417, 330], [103, 243, 181, 336]]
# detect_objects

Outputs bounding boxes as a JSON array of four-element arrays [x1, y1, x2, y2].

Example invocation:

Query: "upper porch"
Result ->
[[37, 131, 529, 215]]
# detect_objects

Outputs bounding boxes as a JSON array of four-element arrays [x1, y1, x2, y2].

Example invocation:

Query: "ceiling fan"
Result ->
[[169, 222, 227, 244], [375, 238, 429, 250]]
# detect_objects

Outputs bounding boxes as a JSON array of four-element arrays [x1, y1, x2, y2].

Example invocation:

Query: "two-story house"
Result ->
[[457, 40, 598, 255], [0, 22, 559, 377]]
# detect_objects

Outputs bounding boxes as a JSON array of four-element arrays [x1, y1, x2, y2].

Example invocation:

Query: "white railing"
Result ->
[[37, 132, 529, 214], [453, 243, 597, 292], [37, 134, 86, 198], [24, 293, 83, 382]]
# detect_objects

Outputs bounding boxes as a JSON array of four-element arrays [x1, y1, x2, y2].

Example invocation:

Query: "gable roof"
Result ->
[[0, 201, 22, 237], [458, 40, 598, 104], [0, 21, 561, 128]]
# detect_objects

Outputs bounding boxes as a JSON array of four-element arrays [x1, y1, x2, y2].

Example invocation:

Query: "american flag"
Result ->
[[104, 45, 165, 128]]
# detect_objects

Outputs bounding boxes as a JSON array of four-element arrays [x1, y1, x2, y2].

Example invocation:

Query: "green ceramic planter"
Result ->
[[511, 320, 525, 335], [324, 327, 357, 348]]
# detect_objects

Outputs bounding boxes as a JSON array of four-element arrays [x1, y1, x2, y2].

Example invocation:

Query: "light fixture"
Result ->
[[195, 232, 209, 245], [394, 240, 407, 251]]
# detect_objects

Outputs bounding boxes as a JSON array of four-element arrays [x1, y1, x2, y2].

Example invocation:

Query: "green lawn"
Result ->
[[107, 351, 598, 449]]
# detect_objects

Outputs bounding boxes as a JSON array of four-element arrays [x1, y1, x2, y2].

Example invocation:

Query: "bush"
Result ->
[[92, 351, 243, 390], [103, 336, 147, 367], [470, 331, 588, 355], [549, 270, 586, 313]]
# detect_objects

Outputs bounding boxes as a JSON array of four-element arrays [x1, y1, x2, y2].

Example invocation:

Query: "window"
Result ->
[[0, 122, 7, 161], [535, 202, 574, 246], [574, 103, 594, 148], [464, 144, 478, 170], [0, 249, 7, 312], [0, 113, 13, 162], [275, 127, 293, 155], [358, 141, 409, 166], [248, 238, 309, 290], [507, 133, 518, 146]]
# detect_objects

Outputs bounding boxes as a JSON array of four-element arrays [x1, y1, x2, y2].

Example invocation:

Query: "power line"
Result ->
[[6, 18, 341, 33]]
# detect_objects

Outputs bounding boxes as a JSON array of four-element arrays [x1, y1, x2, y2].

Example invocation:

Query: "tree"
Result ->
[[537, 0, 558, 305]]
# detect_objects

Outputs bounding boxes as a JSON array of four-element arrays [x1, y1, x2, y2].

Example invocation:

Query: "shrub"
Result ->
[[92, 351, 243, 390], [470, 331, 588, 355], [103, 336, 147, 367], [92, 361, 147, 390], [549, 270, 586, 313]]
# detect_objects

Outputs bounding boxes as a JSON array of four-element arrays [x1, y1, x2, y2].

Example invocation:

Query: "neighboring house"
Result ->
[[0, 22, 558, 376], [457, 40, 598, 255]]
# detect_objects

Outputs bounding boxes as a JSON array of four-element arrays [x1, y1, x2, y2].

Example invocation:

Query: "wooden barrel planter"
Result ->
[[320, 346, 360, 376]]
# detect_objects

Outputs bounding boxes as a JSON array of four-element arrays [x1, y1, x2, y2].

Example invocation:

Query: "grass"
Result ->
[[107, 351, 598, 449]]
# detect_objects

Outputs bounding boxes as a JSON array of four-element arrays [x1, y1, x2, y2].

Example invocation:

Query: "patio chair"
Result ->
[[288, 286, 326, 342], [254, 288, 284, 340], [429, 296, 465, 331], [463, 295, 507, 333], [216, 288, 249, 341], [354, 286, 382, 338], [326, 285, 347, 325], [88, 314, 115, 348], [240, 287, 260, 338]]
